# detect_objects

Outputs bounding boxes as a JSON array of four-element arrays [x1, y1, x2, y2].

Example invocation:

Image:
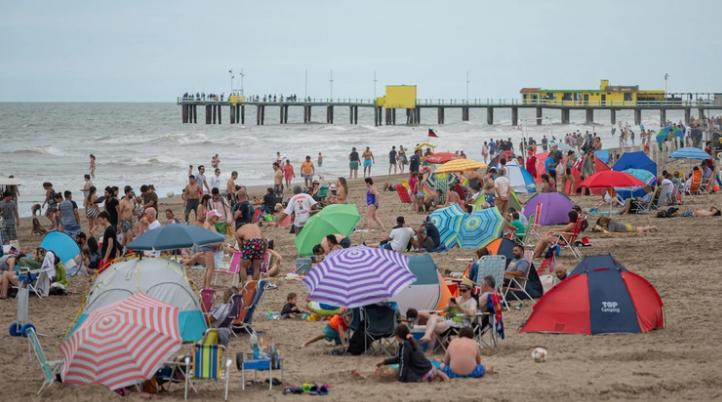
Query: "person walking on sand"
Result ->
[[349, 147, 360, 179], [398, 146, 408, 174], [273, 162, 284, 194], [388, 146, 398, 175], [283, 160, 295, 189], [362, 147, 375, 177], [89, 154, 96, 179], [226, 171, 238, 204], [360, 177, 385, 231]]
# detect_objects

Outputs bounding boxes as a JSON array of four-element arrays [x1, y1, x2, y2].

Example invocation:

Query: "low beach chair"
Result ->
[[395, 184, 412, 211], [362, 303, 399, 355], [557, 217, 584, 259], [523, 203, 544, 249], [501, 257, 536, 305], [213, 251, 241, 288], [180, 329, 232, 401], [26, 327, 63, 395], [473, 255, 506, 290], [232, 279, 266, 336]]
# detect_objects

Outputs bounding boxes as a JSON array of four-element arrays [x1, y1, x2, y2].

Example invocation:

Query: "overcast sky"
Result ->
[[2, 0, 720, 102]]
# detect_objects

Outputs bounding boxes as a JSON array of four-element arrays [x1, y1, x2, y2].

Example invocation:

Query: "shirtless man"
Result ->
[[226, 171, 238, 203], [439, 327, 490, 378], [234, 223, 266, 282], [118, 186, 135, 245], [182, 210, 222, 288], [273, 163, 284, 194], [183, 175, 201, 223]]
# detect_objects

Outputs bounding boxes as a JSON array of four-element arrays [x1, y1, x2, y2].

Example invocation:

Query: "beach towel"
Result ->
[[486, 293, 505, 340]]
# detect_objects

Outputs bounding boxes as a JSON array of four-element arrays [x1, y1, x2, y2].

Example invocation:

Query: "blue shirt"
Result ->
[[544, 156, 557, 173]]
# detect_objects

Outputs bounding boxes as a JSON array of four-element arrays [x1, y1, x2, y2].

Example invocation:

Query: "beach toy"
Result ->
[[307, 301, 342, 317], [531, 347, 548, 362]]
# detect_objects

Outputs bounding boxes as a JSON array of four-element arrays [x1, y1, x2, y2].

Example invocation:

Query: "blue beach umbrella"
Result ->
[[456, 207, 504, 249], [615, 168, 656, 200], [669, 147, 711, 161], [429, 204, 465, 249], [127, 223, 225, 251], [40, 231, 80, 267], [622, 169, 656, 186]]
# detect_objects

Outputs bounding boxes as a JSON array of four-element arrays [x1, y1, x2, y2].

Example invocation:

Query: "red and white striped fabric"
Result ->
[[60, 293, 182, 390]]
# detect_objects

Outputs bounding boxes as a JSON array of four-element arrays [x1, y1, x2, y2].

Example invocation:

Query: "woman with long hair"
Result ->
[[360, 177, 385, 231], [336, 177, 348, 203], [85, 186, 99, 234]]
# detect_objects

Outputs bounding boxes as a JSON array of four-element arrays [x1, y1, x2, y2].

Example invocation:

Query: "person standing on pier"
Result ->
[[388, 146, 398, 175], [362, 147, 375, 177], [349, 147, 360, 179]]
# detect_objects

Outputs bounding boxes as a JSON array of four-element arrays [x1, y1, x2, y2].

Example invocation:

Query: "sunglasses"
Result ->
[[460, 287, 471, 292]]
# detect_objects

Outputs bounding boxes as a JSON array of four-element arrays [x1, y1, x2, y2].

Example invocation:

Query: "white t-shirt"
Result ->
[[209, 175, 222, 191], [494, 176, 511, 198], [148, 220, 161, 231], [389, 227, 414, 252], [284, 193, 317, 227]]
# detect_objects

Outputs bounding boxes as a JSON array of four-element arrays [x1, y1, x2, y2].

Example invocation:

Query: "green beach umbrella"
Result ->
[[295, 204, 361, 257]]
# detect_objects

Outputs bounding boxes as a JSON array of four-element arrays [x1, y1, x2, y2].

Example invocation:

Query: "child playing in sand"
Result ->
[[375, 324, 448, 382], [303, 313, 350, 348], [281, 292, 302, 319]]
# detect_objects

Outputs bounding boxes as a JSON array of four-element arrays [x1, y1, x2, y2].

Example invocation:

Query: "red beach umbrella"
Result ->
[[425, 152, 462, 164], [578, 170, 645, 189]]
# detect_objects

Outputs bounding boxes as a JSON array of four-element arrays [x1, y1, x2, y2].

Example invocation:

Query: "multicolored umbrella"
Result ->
[[669, 147, 712, 160], [127, 223, 225, 251], [578, 170, 645, 189], [295, 204, 360, 256], [61, 293, 182, 390], [434, 159, 487, 174], [656, 126, 682, 143], [303, 246, 415, 308], [457, 207, 504, 249], [429, 204, 465, 248]]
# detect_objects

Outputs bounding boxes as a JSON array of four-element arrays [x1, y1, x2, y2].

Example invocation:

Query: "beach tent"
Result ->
[[522, 192, 574, 225], [40, 231, 80, 269], [564, 156, 611, 195], [594, 150, 610, 165], [505, 161, 537, 194], [391, 254, 451, 314], [485, 238, 516, 268], [520, 254, 664, 335], [71, 258, 207, 342], [612, 151, 657, 176]]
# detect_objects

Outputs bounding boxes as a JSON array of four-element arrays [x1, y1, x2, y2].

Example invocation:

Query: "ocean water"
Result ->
[[0, 102, 690, 216]]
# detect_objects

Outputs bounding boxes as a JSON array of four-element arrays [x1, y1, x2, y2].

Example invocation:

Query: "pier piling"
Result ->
[[660, 109, 666, 126], [610, 109, 616, 125], [511, 107, 518, 126], [487, 107, 494, 125], [535, 107, 542, 125], [684, 108, 691, 125], [634, 109, 641, 125], [585, 108, 593, 124]]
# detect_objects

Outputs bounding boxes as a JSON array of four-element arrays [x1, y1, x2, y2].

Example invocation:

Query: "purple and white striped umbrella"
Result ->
[[303, 246, 415, 308]]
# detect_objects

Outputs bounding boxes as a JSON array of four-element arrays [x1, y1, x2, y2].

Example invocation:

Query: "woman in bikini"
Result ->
[[360, 177, 385, 231], [85, 186, 99, 234]]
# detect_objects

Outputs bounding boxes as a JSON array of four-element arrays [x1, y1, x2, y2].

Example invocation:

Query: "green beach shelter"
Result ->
[[295, 204, 361, 257]]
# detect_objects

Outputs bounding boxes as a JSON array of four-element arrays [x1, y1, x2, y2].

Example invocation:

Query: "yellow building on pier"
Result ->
[[520, 80, 665, 106]]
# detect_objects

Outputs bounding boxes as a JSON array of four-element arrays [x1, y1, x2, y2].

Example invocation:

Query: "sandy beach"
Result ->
[[2, 169, 721, 402]]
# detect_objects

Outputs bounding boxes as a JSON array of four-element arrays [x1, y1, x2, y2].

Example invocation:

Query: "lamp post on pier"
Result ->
[[228, 69, 234, 94]]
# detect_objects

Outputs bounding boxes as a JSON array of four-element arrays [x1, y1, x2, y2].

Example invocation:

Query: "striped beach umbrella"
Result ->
[[669, 147, 711, 160], [429, 204, 465, 248], [303, 246, 415, 308], [622, 168, 656, 186], [61, 293, 182, 390], [457, 207, 504, 249], [435, 159, 487, 174]]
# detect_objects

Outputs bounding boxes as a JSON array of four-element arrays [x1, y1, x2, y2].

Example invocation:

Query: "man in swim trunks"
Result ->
[[118, 186, 135, 245], [349, 147, 360, 179], [362, 146, 374, 177], [439, 327, 489, 378], [235, 222, 266, 282], [183, 175, 201, 223]]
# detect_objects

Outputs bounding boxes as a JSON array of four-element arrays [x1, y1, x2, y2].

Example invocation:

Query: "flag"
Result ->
[[428, 129, 438, 138]]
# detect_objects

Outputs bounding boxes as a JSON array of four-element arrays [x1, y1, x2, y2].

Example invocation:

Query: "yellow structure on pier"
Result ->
[[375, 85, 417, 108], [520, 80, 665, 106]]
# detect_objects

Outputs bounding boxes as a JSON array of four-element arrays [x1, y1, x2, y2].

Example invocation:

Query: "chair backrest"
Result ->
[[318, 186, 329, 199], [475, 255, 506, 290], [233, 281, 258, 325], [533, 202, 543, 227], [194, 344, 220, 380], [363, 304, 397, 337], [200, 288, 215, 314], [217, 293, 243, 328], [243, 280, 266, 325], [227, 252, 241, 274], [396, 184, 412, 204], [26, 328, 55, 384]]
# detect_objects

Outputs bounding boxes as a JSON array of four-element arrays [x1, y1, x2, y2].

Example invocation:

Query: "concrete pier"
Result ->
[[561, 109, 570, 124], [634, 109, 642, 125], [610, 109, 616, 125], [462, 107, 469, 122], [486, 107, 494, 125], [536, 107, 542, 125], [511, 107, 518, 126], [585, 108, 593, 124], [684, 108, 691, 125], [660, 109, 666, 126]]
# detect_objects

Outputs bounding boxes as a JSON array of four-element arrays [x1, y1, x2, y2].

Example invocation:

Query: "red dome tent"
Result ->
[[520, 254, 664, 335], [564, 155, 611, 195]]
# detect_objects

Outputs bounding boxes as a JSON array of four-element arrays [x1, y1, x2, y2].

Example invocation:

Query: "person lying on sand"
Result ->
[[593, 216, 657, 236], [375, 324, 448, 382], [671, 206, 721, 218]]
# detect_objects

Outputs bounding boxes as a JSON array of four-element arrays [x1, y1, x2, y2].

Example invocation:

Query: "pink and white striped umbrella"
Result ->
[[60, 293, 182, 390]]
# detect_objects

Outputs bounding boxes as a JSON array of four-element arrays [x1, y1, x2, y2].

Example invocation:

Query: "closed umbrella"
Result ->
[[127, 223, 225, 251], [303, 246, 415, 308], [435, 159, 487, 174], [61, 293, 182, 390], [295, 204, 360, 256], [429, 204, 465, 249], [457, 207, 504, 249]]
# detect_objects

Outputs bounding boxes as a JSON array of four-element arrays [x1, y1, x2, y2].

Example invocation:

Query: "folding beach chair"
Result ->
[[502, 253, 540, 305], [178, 329, 232, 401], [362, 303, 400, 355], [523, 203, 544, 249], [200, 288, 215, 316], [213, 251, 241, 288], [473, 255, 506, 290], [557, 217, 584, 259], [395, 184, 413, 211], [314, 186, 329, 203], [25, 327, 63, 395], [232, 279, 266, 336]]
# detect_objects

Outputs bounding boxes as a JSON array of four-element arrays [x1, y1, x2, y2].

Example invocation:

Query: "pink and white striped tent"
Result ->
[[60, 293, 182, 390]]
